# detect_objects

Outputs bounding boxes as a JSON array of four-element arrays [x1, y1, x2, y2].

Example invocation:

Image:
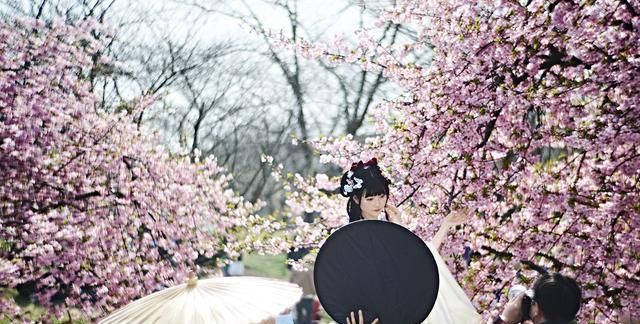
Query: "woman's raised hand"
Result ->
[[385, 204, 402, 225], [443, 208, 470, 227], [431, 208, 471, 251], [346, 310, 379, 324]]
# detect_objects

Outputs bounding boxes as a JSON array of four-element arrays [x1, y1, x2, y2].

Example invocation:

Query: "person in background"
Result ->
[[494, 272, 582, 324], [288, 249, 320, 324], [226, 255, 245, 276]]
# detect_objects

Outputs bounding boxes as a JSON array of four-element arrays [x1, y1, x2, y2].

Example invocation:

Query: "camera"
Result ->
[[520, 293, 533, 322], [508, 285, 534, 323]]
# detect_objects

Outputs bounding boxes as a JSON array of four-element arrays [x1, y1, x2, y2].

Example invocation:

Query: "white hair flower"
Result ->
[[343, 176, 363, 195], [352, 177, 363, 189]]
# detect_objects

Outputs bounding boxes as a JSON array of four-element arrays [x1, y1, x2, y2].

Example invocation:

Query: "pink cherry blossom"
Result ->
[[276, 0, 639, 322], [0, 18, 276, 322]]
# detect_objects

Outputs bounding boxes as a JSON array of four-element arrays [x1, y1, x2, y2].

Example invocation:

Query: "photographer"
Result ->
[[494, 273, 582, 324]]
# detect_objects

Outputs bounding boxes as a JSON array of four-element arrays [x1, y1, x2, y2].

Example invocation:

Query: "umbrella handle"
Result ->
[[187, 276, 198, 287]]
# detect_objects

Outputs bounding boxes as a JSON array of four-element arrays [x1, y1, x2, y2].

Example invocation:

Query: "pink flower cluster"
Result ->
[[281, 0, 639, 322], [0, 19, 265, 321]]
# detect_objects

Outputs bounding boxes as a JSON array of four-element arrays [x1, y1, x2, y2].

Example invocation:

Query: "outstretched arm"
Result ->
[[430, 209, 469, 251]]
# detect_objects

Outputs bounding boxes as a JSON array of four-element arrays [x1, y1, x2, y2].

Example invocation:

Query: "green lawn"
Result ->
[[243, 253, 291, 280]]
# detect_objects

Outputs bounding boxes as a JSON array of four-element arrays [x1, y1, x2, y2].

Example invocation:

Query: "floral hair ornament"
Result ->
[[342, 157, 377, 196], [343, 176, 363, 195]]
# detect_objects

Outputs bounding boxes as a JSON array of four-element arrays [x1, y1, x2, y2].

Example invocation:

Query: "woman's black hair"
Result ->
[[340, 159, 391, 223]]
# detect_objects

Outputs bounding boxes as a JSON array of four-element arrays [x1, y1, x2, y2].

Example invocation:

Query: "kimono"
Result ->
[[422, 242, 483, 324]]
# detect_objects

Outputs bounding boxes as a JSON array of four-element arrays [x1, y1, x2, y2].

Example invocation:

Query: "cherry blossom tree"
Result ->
[[274, 0, 639, 322], [0, 18, 284, 322]]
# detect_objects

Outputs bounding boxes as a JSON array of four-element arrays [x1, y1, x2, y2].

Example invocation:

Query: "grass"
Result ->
[[243, 253, 291, 280]]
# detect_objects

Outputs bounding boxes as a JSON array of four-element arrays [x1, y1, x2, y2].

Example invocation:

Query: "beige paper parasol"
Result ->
[[99, 276, 302, 324]]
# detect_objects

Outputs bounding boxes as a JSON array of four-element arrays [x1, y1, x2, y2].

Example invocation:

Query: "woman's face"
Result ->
[[357, 194, 388, 220]]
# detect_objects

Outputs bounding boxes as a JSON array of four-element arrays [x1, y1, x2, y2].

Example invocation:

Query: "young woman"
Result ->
[[340, 158, 482, 323]]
